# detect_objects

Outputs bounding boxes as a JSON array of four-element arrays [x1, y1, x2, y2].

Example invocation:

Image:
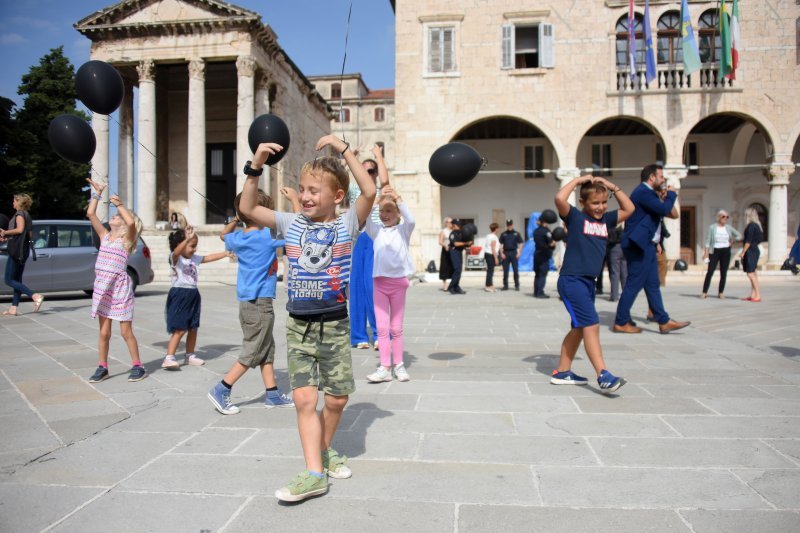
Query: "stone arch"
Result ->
[[575, 114, 670, 174], [683, 112, 775, 172]]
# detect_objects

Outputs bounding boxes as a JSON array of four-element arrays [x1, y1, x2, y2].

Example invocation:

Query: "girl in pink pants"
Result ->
[[364, 186, 416, 383]]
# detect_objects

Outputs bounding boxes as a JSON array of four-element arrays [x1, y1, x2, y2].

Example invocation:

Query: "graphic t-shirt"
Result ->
[[274, 209, 360, 316], [224, 228, 284, 301], [559, 206, 619, 278], [171, 254, 203, 288]]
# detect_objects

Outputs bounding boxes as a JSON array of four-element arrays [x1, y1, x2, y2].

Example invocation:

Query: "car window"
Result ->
[[32, 225, 50, 249], [56, 225, 94, 248]]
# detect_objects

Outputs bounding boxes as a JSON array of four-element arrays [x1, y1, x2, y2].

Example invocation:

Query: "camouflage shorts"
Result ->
[[286, 316, 355, 396]]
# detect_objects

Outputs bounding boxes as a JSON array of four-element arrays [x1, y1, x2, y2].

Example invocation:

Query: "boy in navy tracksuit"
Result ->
[[551, 175, 635, 393]]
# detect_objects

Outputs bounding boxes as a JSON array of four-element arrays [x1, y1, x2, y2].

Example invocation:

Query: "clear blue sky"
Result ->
[[0, 0, 396, 106]]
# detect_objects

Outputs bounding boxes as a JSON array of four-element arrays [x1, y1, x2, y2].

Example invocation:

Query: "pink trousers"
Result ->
[[373, 276, 410, 367]]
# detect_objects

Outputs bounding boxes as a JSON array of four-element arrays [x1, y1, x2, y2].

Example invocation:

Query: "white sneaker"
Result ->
[[394, 364, 410, 382], [185, 353, 205, 366], [355, 342, 370, 349], [161, 355, 179, 369], [367, 366, 392, 383]]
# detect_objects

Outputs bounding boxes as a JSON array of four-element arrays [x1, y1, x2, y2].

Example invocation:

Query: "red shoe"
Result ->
[[749, 298, 761, 303], [741, 297, 752, 301]]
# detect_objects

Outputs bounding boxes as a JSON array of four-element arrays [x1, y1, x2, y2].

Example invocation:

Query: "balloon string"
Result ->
[[337, 0, 353, 143]]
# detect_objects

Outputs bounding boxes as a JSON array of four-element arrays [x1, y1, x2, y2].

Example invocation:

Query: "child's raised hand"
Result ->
[[110, 194, 122, 207], [315, 134, 347, 154], [280, 186, 298, 202], [252, 143, 283, 167], [184, 225, 195, 240], [370, 144, 383, 159], [86, 178, 106, 194]]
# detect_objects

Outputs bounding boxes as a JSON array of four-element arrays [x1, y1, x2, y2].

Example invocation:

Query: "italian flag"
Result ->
[[728, 0, 740, 79]]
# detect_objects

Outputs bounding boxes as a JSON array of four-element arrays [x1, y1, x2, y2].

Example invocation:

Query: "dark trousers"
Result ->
[[4, 257, 34, 307], [448, 248, 463, 290], [502, 252, 519, 289], [608, 244, 627, 301], [615, 244, 669, 326], [484, 253, 496, 287], [702, 247, 731, 295], [533, 254, 550, 295]]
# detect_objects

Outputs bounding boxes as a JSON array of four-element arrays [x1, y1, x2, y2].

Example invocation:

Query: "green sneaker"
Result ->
[[323, 448, 352, 479], [274, 471, 328, 502]]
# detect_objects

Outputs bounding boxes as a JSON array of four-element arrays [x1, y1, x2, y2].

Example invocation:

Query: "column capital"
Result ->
[[556, 167, 580, 182], [663, 165, 688, 189], [188, 58, 205, 80], [236, 55, 257, 77], [768, 162, 794, 186], [137, 59, 155, 82]]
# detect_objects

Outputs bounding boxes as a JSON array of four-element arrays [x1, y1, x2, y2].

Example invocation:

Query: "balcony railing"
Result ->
[[615, 64, 734, 92]]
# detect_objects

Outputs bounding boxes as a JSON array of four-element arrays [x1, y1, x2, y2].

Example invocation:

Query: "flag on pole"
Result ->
[[719, 0, 733, 78], [628, 0, 637, 80], [728, 0, 740, 79], [680, 0, 702, 75], [644, 0, 657, 84]]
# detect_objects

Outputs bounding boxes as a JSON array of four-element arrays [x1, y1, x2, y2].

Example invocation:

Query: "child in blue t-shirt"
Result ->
[[552, 175, 634, 393], [207, 190, 294, 415]]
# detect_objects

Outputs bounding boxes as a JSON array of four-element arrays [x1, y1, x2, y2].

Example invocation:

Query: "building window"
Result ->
[[334, 108, 350, 123], [657, 11, 683, 65], [616, 14, 645, 67], [592, 144, 612, 177], [331, 83, 341, 99], [428, 26, 456, 73], [685, 141, 699, 175], [501, 23, 554, 69], [698, 10, 722, 64], [374, 107, 385, 122], [523, 145, 544, 178], [655, 142, 665, 165]]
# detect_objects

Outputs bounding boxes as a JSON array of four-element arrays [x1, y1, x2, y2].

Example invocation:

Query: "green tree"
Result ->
[[6, 47, 90, 218]]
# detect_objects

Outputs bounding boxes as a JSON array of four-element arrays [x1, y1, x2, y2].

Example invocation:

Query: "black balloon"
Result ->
[[428, 142, 482, 187], [75, 61, 124, 115], [674, 259, 688, 271], [461, 223, 477, 241], [48, 114, 96, 164], [540, 209, 558, 224], [551, 227, 567, 242], [248, 114, 290, 165]]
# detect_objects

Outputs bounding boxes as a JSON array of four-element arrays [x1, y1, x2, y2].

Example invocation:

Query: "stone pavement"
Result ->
[[1, 272, 799, 532]]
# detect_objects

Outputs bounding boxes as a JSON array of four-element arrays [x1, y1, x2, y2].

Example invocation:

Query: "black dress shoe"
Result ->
[[500, 287, 509, 291], [454, 288, 466, 294], [514, 287, 520, 291], [534, 294, 550, 299]]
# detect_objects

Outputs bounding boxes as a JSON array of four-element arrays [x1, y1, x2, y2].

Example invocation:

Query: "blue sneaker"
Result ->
[[88, 366, 108, 383], [265, 391, 294, 409], [207, 382, 240, 415], [597, 370, 626, 394], [128, 365, 147, 382], [550, 370, 588, 385]]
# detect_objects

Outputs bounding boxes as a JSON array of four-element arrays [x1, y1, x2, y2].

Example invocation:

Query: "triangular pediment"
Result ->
[[76, 0, 259, 30]]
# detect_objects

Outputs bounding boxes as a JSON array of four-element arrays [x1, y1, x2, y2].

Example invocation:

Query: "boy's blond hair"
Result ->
[[300, 156, 349, 197]]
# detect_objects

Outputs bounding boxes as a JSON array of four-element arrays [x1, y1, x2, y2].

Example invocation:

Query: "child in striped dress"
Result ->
[[85, 179, 146, 383]]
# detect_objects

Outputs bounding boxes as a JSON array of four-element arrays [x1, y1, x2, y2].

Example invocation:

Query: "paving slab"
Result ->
[[679, 509, 800, 532], [0, 483, 103, 532]]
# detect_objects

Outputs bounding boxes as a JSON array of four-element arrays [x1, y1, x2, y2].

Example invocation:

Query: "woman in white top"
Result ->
[[364, 186, 416, 383], [483, 223, 500, 292], [701, 209, 742, 299]]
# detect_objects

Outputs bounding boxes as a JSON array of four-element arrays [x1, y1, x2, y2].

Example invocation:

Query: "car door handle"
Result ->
[[36, 253, 50, 258]]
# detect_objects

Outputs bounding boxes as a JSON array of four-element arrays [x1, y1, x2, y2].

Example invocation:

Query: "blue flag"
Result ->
[[680, 0, 702, 75], [644, 0, 657, 83]]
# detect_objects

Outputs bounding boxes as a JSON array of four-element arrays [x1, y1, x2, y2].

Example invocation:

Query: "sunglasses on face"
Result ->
[[366, 168, 378, 176], [720, 215, 728, 219]]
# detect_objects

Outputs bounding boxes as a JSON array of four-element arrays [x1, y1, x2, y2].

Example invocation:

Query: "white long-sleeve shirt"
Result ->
[[365, 202, 416, 278]]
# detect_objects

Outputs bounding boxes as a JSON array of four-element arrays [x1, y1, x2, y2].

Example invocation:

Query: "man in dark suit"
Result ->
[[613, 164, 690, 334]]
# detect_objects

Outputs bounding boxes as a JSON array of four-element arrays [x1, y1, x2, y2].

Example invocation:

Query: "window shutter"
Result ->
[[443, 28, 455, 71], [539, 23, 555, 68], [502, 24, 514, 69], [429, 28, 442, 72]]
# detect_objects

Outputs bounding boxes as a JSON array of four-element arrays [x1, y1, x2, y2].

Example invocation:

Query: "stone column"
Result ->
[[255, 72, 271, 192], [663, 165, 688, 262], [767, 162, 794, 267], [187, 58, 206, 225], [117, 78, 134, 208], [136, 59, 157, 227], [90, 113, 110, 222], [236, 56, 256, 191]]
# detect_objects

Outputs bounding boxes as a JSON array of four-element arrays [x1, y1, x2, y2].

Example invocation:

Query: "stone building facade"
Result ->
[[390, 0, 799, 270], [75, 0, 331, 227]]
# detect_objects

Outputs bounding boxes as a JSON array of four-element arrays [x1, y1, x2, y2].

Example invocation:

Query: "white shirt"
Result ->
[[365, 202, 416, 278], [171, 254, 203, 288], [484, 233, 499, 255], [714, 225, 731, 248]]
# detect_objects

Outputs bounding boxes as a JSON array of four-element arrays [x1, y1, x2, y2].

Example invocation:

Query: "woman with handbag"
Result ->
[[0, 194, 43, 316]]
